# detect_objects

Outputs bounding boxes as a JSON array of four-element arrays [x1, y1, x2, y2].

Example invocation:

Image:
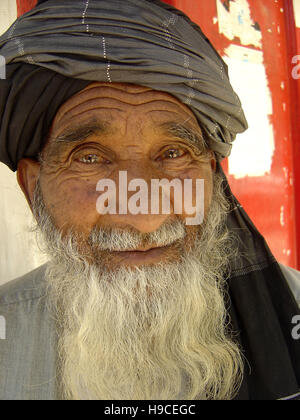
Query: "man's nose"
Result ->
[[96, 164, 175, 234]]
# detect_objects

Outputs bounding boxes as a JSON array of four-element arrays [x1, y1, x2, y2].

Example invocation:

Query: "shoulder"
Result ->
[[0, 264, 48, 306], [279, 263, 300, 307]]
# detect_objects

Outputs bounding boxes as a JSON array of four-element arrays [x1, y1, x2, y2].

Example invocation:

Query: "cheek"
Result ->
[[176, 165, 214, 219], [41, 177, 100, 233]]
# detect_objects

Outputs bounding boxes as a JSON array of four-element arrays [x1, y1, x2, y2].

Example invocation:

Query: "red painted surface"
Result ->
[[286, 0, 300, 269], [163, 0, 299, 269], [16, 0, 300, 268], [17, 0, 37, 16]]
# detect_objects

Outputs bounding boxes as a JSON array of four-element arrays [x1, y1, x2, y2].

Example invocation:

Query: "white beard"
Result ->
[[32, 173, 244, 400]]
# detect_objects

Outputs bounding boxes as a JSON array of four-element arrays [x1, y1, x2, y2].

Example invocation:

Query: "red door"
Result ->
[[164, 0, 300, 270], [18, 0, 300, 269]]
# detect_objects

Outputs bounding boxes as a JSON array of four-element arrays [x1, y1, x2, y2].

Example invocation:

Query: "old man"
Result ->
[[0, 0, 299, 400]]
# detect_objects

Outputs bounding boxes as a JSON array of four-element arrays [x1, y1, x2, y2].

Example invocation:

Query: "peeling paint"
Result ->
[[224, 44, 263, 63], [283, 167, 288, 180], [293, 0, 300, 28], [280, 81, 285, 90], [224, 45, 274, 179], [280, 206, 285, 227], [216, 0, 262, 48], [213, 16, 218, 24]]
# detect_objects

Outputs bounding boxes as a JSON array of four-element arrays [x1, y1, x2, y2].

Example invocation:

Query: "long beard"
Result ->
[[32, 173, 244, 400]]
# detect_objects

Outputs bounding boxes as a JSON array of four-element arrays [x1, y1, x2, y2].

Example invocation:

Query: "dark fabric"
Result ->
[[229, 265, 300, 400], [219, 164, 300, 400], [0, 63, 90, 170], [0, 0, 248, 171]]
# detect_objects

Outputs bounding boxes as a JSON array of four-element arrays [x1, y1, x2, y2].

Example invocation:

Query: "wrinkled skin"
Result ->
[[17, 82, 216, 267]]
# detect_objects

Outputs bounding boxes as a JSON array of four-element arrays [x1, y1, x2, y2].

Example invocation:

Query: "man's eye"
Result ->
[[163, 148, 185, 159], [79, 154, 99, 164], [78, 154, 101, 164]]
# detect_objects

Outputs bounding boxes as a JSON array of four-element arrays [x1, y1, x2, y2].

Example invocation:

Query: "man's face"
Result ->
[[21, 82, 215, 268], [17, 83, 243, 400]]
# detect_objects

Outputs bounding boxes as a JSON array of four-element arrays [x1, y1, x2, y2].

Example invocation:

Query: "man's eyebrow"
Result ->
[[40, 122, 110, 163], [51, 122, 109, 145], [159, 121, 207, 153]]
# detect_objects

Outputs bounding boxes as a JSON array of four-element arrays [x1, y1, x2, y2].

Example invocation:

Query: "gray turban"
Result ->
[[0, 0, 248, 171]]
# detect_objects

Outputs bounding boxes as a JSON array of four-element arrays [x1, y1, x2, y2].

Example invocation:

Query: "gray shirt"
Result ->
[[0, 265, 57, 400], [0, 263, 300, 400]]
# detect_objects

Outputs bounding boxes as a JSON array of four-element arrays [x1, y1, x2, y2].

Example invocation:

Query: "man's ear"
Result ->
[[209, 151, 217, 172], [17, 159, 41, 209]]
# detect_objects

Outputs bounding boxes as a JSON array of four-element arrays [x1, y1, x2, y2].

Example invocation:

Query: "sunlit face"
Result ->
[[17, 83, 243, 401], [18, 82, 216, 268]]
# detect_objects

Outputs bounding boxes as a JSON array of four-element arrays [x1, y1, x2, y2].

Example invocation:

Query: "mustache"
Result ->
[[87, 218, 187, 252]]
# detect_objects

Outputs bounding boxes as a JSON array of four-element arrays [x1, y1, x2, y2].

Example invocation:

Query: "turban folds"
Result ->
[[0, 0, 247, 171]]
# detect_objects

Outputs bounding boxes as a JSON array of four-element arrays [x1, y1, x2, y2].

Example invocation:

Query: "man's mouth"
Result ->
[[116, 244, 161, 252], [112, 245, 165, 257], [110, 244, 176, 265]]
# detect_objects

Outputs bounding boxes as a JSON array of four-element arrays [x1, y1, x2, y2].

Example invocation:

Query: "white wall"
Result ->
[[294, 0, 300, 28], [0, 1, 48, 285], [0, 0, 17, 35], [0, 164, 48, 284]]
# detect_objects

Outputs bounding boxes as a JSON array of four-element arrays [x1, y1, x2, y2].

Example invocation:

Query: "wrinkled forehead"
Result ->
[[50, 82, 201, 136]]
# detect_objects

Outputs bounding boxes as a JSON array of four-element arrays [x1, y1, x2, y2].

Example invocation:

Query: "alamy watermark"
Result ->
[[96, 171, 204, 226], [0, 315, 6, 340], [292, 55, 300, 80], [0, 55, 6, 80], [291, 315, 300, 340]]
